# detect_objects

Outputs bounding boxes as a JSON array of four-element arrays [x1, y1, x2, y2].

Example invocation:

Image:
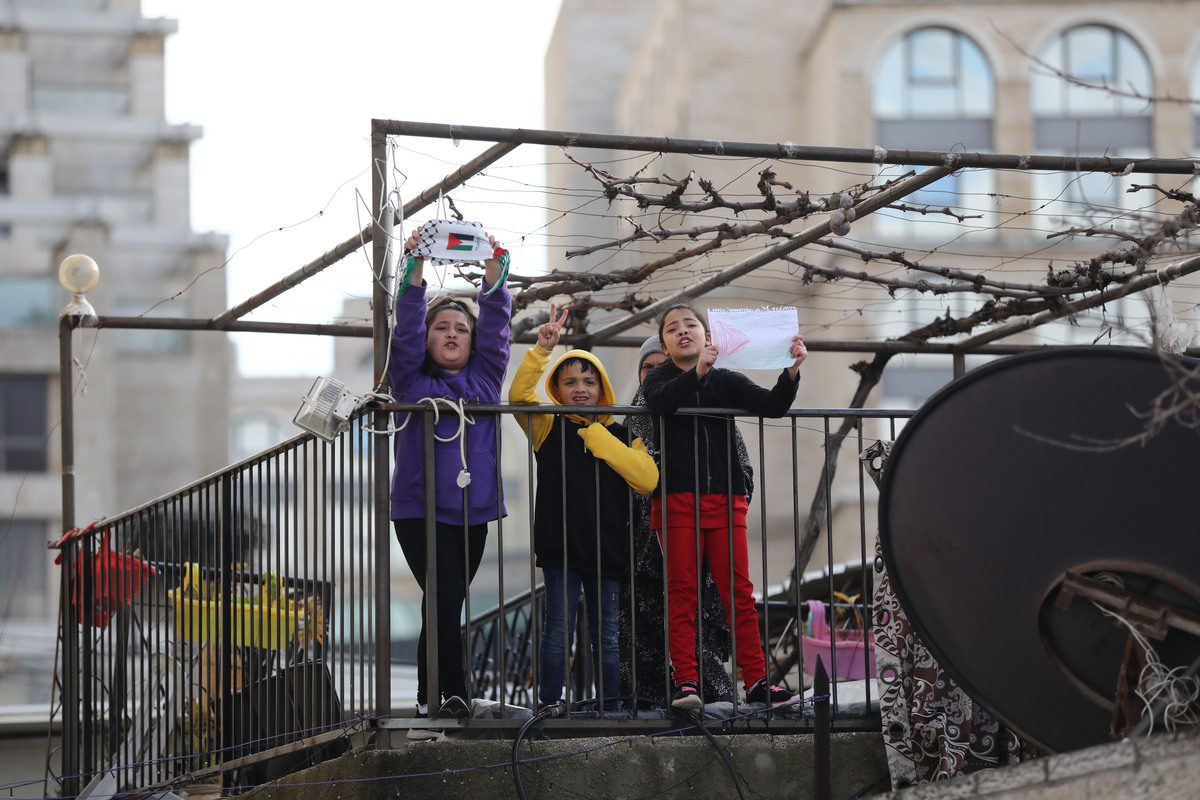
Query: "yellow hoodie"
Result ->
[[509, 346, 658, 494]]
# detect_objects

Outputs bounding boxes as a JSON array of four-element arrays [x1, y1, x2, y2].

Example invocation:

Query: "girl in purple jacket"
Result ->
[[389, 225, 510, 730]]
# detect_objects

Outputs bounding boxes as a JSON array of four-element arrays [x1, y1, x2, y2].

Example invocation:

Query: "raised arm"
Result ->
[[472, 232, 512, 388], [507, 305, 569, 449], [386, 237, 429, 398], [724, 368, 799, 418]]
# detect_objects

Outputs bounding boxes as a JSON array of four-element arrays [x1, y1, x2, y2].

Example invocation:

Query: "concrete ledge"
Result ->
[[891, 729, 1200, 800], [241, 732, 888, 800]]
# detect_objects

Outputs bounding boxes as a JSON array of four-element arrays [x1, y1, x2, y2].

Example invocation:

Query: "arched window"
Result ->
[[872, 27, 995, 241], [1031, 25, 1153, 228]]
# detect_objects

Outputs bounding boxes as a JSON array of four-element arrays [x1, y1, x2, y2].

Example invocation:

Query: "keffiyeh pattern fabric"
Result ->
[[409, 220, 495, 265]]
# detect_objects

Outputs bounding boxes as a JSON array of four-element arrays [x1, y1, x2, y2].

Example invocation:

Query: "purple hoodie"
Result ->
[[388, 280, 510, 524]]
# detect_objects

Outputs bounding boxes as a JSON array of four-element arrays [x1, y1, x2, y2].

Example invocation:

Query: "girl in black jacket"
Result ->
[[642, 303, 807, 710]]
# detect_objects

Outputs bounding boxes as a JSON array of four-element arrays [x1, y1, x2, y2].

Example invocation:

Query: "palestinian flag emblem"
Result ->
[[446, 232, 475, 251]]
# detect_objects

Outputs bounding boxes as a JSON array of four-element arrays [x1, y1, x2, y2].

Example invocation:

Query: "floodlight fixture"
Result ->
[[293, 377, 362, 442]]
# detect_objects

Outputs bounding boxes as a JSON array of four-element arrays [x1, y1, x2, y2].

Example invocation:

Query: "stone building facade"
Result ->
[[0, 0, 230, 702]]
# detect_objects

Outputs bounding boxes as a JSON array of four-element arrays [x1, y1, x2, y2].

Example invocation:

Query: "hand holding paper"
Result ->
[[708, 307, 802, 370]]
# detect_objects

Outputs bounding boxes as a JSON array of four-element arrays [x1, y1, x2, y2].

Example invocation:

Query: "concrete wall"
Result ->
[[891, 729, 1200, 799], [243, 731, 889, 800]]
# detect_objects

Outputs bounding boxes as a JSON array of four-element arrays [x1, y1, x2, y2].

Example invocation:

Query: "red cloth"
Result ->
[[653, 492, 766, 689]]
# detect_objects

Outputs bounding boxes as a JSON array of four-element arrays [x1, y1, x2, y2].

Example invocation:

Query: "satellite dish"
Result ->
[[879, 346, 1200, 753]]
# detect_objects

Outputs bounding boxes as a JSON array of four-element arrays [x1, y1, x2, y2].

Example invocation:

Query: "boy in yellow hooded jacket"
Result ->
[[510, 304, 658, 713]]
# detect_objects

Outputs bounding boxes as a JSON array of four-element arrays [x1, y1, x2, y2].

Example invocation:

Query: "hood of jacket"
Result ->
[[543, 348, 617, 425]]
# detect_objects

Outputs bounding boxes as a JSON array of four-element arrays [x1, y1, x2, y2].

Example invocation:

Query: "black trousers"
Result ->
[[394, 518, 489, 705]]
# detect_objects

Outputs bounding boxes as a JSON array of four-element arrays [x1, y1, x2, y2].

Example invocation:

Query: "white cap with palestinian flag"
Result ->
[[409, 219, 496, 265]]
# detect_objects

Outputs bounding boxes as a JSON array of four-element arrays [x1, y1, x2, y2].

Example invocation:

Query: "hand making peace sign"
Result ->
[[536, 303, 571, 352]]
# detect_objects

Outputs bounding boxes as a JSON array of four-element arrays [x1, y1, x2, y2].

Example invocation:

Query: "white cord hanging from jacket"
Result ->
[[393, 396, 476, 487]]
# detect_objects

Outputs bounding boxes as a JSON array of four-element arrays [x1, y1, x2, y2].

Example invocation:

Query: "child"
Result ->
[[510, 304, 659, 713], [389, 224, 510, 733], [621, 336, 736, 707], [642, 303, 807, 710]]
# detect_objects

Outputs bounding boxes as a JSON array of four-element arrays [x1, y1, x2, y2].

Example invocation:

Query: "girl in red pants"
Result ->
[[642, 304, 807, 710]]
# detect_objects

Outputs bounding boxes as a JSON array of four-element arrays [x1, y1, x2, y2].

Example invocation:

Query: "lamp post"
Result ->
[[58, 253, 99, 532], [57, 253, 98, 796]]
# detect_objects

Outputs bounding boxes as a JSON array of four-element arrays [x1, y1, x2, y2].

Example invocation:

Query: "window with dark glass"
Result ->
[[1, 375, 48, 472], [0, 519, 51, 619]]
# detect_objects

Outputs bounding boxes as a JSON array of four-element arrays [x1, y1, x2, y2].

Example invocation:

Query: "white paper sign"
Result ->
[[708, 307, 798, 370]]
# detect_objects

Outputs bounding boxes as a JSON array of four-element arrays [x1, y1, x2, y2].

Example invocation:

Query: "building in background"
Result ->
[[545, 0, 1200, 565], [0, 0, 230, 711]]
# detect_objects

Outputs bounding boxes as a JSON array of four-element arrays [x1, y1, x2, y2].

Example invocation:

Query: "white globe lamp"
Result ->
[[58, 253, 99, 321]]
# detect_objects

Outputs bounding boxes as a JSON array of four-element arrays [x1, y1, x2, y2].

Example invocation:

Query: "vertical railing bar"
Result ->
[[791, 418, 805, 696], [256, 458, 266, 759], [559, 413, 570, 712], [856, 418, 871, 713], [658, 414, 670, 710], [80, 530, 93, 784], [626, 422, 637, 714], [462, 473, 473, 705], [693, 415, 704, 708], [495, 412, 506, 716], [343, 425, 353, 718], [346, 433, 357, 717], [594, 452, 603, 717], [527, 412, 539, 713], [218, 474, 234, 790], [757, 417, 769, 699], [822, 417, 838, 714], [423, 410, 441, 715]]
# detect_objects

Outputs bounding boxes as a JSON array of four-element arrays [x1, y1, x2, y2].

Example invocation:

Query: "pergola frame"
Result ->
[[56, 120, 1200, 743]]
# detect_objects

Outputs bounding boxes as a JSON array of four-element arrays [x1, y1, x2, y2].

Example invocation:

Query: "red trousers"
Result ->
[[652, 492, 766, 689]]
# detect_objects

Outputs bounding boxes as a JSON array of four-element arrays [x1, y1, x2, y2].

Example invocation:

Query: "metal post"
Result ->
[[370, 123, 394, 746], [219, 474, 234, 790], [813, 656, 831, 800], [952, 351, 965, 379], [58, 317, 81, 798], [423, 412, 440, 714]]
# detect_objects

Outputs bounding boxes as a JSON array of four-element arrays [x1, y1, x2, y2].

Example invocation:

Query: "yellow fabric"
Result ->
[[509, 347, 658, 494], [577, 422, 658, 494], [508, 345, 554, 449]]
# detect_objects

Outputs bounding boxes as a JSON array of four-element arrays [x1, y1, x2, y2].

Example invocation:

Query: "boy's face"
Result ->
[[555, 361, 601, 406]]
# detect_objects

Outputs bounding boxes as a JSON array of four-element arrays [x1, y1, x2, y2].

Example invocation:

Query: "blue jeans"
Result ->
[[540, 566, 621, 711]]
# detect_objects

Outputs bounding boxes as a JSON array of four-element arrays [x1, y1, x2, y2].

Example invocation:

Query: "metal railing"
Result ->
[[52, 417, 380, 797], [53, 403, 910, 794]]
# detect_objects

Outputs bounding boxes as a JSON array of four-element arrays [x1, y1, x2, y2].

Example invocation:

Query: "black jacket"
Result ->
[[642, 361, 798, 496], [533, 417, 636, 577]]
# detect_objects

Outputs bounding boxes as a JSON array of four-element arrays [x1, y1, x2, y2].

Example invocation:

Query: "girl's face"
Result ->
[[639, 352, 668, 385], [660, 308, 708, 363], [555, 361, 601, 406], [426, 308, 473, 373]]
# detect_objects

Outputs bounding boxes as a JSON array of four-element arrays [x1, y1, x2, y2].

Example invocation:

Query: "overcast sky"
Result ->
[[143, 1, 563, 375]]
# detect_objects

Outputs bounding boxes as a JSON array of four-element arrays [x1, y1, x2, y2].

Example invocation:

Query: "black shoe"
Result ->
[[407, 704, 441, 741], [439, 695, 471, 719], [671, 681, 703, 710], [745, 679, 799, 707]]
